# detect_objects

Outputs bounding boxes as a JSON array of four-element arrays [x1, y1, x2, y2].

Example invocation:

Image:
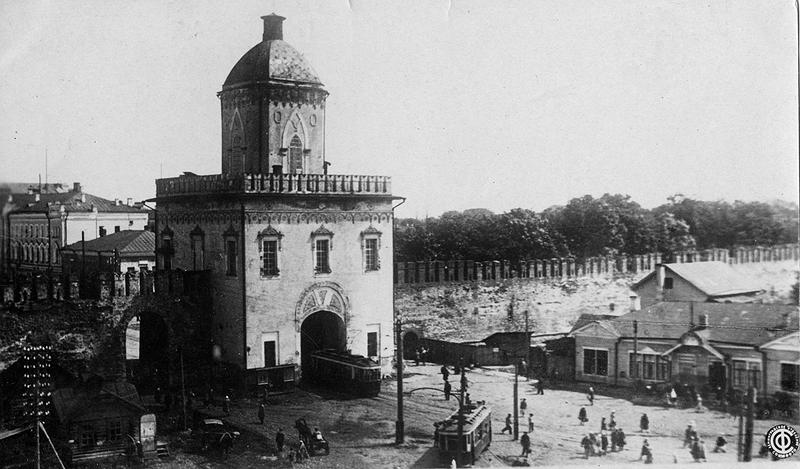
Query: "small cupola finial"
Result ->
[[261, 13, 285, 41]]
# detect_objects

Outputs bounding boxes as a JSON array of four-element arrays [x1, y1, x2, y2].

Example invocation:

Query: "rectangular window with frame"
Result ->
[[583, 348, 608, 376], [781, 363, 800, 392], [261, 240, 278, 276], [733, 360, 747, 387], [365, 238, 379, 271], [315, 239, 330, 273], [226, 240, 237, 276], [628, 352, 670, 380]]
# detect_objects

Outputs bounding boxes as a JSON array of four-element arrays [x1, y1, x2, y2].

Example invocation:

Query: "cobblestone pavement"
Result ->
[[162, 363, 797, 468]]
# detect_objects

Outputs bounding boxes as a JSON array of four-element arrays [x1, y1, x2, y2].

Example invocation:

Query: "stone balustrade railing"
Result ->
[[394, 244, 800, 285], [156, 173, 392, 197]]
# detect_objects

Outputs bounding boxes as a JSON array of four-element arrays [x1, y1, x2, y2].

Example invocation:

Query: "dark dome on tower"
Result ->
[[223, 14, 323, 90]]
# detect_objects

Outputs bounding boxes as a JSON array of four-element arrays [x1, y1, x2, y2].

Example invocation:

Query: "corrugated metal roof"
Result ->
[[63, 230, 154, 256]]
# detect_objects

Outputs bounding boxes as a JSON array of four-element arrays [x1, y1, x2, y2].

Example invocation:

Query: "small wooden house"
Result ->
[[51, 380, 145, 463]]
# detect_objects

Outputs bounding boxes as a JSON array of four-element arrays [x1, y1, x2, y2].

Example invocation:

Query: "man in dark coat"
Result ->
[[501, 413, 513, 434], [587, 386, 595, 405], [441, 365, 450, 381], [536, 378, 545, 395], [520, 432, 531, 457], [258, 403, 265, 425], [275, 428, 285, 453], [444, 380, 452, 401], [640, 413, 649, 433], [578, 406, 588, 425]]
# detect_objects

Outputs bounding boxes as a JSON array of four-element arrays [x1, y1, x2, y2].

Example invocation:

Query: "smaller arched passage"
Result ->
[[137, 311, 170, 392], [402, 330, 420, 360], [300, 310, 345, 375]]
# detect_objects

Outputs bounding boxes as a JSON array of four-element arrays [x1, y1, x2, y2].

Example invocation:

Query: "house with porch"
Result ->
[[570, 302, 799, 399]]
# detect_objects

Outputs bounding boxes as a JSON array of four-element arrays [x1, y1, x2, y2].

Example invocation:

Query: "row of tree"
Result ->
[[394, 194, 798, 263]]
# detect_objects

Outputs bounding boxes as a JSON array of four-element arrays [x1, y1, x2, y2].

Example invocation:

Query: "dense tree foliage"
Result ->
[[394, 194, 798, 262]]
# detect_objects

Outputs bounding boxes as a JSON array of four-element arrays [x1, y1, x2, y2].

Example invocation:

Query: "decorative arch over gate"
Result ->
[[295, 281, 350, 332]]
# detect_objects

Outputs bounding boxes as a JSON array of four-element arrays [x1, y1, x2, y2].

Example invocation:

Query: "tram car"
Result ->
[[306, 349, 381, 396], [436, 403, 492, 465]]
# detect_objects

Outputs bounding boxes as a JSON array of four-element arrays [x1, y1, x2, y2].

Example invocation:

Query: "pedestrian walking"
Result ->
[[640, 439, 653, 463], [608, 411, 616, 430], [683, 423, 697, 447], [578, 406, 588, 425], [640, 413, 649, 433], [275, 428, 285, 453], [617, 427, 626, 451], [414, 347, 421, 366], [536, 378, 544, 395], [581, 434, 593, 459], [587, 386, 595, 405], [520, 398, 527, 415], [444, 380, 452, 401], [713, 435, 727, 453], [433, 422, 441, 447], [600, 417, 607, 431], [441, 365, 450, 381], [501, 413, 513, 434], [610, 429, 618, 452], [669, 387, 678, 407], [520, 432, 531, 457], [528, 413, 534, 433], [690, 438, 706, 462], [222, 395, 230, 415], [519, 359, 528, 378], [600, 431, 608, 454], [258, 403, 265, 425], [460, 371, 468, 392]]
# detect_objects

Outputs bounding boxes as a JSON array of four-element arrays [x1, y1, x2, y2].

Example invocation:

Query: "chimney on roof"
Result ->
[[35, 193, 40, 202], [698, 313, 708, 328], [127, 198, 133, 207], [629, 295, 640, 312], [115, 198, 121, 206], [80, 193, 86, 203], [73, 182, 81, 193], [656, 264, 665, 301], [262, 14, 285, 41]]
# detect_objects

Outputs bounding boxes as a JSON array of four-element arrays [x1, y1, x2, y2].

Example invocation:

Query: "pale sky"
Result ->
[[1, 0, 797, 218]]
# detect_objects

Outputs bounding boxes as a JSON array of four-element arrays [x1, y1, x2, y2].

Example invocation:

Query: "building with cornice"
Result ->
[[153, 14, 398, 389]]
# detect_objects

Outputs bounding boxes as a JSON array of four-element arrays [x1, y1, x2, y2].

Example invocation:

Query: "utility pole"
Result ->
[[743, 387, 756, 461], [632, 320, 639, 379], [180, 348, 187, 430], [395, 319, 404, 444], [513, 361, 519, 441]]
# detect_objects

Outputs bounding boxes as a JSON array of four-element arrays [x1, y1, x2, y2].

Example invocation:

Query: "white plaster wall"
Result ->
[[243, 208, 394, 375]]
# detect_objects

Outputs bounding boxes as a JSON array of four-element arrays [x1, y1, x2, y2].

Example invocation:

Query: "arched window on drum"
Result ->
[[289, 135, 303, 174]]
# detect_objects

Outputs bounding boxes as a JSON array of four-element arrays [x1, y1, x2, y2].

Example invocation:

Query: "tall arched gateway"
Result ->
[[300, 310, 345, 374]]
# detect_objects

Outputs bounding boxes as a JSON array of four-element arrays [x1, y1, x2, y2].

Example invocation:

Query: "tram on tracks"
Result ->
[[436, 402, 492, 465], [306, 349, 381, 397]]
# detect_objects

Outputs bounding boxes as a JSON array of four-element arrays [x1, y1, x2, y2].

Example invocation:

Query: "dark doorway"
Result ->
[[403, 331, 419, 360], [300, 311, 345, 374], [709, 362, 726, 390]]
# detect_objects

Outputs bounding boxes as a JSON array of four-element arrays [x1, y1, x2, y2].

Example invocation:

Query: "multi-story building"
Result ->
[[153, 14, 399, 387], [5, 183, 150, 273]]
